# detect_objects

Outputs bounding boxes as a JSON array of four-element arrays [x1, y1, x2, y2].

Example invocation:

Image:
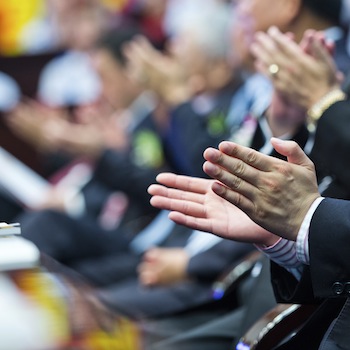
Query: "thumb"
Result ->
[[271, 138, 314, 169]]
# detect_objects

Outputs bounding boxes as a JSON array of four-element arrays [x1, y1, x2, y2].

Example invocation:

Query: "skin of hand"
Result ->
[[40, 109, 130, 159], [148, 174, 279, 246], [6, 101, 69, 153], [250, 27, 342, 136], [138, 247, 190, 287], [202, 138, 321, 241], [34, 187, 66, 211], [124, 36, 190, 106], [251, 26, 341, 111]]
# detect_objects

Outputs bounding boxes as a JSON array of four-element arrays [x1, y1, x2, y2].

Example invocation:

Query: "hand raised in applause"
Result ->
[[251, 27, 342, 136], [148, 174, 279, 246], [202, 138, 321, 241], [124, 36, 190, 106]]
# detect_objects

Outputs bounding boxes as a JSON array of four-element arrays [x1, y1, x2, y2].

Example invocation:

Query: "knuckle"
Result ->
[[235, 193, 241, 207], [230, 176, 243, 189], [275, 164, 293, 179], [234, 160, 246, 176], [232, 191, 244, 209], [246, 150, 258, 165], [228, 143, 239, 157], [262, 178, 281, 193]]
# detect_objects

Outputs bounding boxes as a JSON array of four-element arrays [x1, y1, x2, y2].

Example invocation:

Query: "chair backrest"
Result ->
[[211, 250, 262, 301], [236, 303, 318, 350]]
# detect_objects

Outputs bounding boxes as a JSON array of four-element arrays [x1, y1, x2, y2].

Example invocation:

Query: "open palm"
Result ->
[[148, 173, 276, 245]]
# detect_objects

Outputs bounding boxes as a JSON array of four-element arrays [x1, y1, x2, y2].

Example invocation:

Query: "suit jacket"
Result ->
[[164, 78, 243, 177], [83, 111, 169, 221], [270, 100, 350, 349], [310, 100, 350, 199], [271, 199, 350, 349]]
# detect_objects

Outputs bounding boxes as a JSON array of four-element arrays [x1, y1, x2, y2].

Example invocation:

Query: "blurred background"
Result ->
[[0, 0, 128, 56]]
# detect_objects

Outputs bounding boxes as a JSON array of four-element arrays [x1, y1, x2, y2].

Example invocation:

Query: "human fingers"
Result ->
[[135, 35, 158, 57], [203, 159, 258, 202], [155, 173, 211, 194], [203, 145, 264, 202], [336, 71, 344, 85], [138, 266, 158, 286], [209, 180, 255, 219], [148, 184, 204, 204], [270, 138, 316, 170], [299, 29, 316, 54], [251, 33, 292, 82], [206, 142, 273, 172], [143, 247, 161, 262], [310, 37, 338, 80], [150, 193, 207, 218], [251, 32, 280, 67], [168, 212, 215, 234], [267, 26, 301, 59]]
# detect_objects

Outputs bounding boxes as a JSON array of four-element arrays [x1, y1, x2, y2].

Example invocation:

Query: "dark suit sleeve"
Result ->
[[310, 100, 350, 197], [308, 197, 350, 299], [165, 97, 233, 177], [91, 149, 164, 209], [187, 240, 254, 282], [271, 198, 350, 304]]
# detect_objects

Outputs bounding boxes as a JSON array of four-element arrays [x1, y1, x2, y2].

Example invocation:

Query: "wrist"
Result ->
[[258, 233, 282, 248]]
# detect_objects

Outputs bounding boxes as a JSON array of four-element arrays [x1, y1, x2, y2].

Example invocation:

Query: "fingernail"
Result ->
[[204, 148, 220, 162]]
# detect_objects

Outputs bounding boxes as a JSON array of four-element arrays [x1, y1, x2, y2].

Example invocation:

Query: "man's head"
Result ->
[[231, 0, 342, 68], [167, 0, 236, 92], [92, 27, 142, 110]]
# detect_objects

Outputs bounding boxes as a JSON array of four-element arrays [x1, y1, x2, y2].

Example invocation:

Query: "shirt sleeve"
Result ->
[[255, 238, 304, 280], [295, 197, 325, 265], [256, 197, 325, 280]]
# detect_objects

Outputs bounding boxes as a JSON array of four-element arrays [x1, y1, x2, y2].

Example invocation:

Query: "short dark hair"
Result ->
[[303, 0, 342, 25], [96, 26, 141, 66]]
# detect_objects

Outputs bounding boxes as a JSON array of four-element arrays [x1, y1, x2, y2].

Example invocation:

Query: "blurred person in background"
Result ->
[[3, 27, 161, 279], [35, 0, 110, 109], [119, 0, 168, 48], [19, 0, 99, 54], [5, 0, 112, 181]]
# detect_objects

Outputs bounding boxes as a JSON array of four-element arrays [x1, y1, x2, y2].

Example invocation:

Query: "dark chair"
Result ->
[[236, 303, 318, 350], [211, 250, 262, 301]]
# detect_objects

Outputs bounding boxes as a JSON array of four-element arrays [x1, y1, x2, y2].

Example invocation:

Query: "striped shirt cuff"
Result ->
[[256, 238, 299, 267], [296, 197, 324, 265], [255, 238, 303, 280]]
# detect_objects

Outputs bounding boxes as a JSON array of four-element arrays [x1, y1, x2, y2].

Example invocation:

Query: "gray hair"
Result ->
[[164, 0, 233, 60]]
